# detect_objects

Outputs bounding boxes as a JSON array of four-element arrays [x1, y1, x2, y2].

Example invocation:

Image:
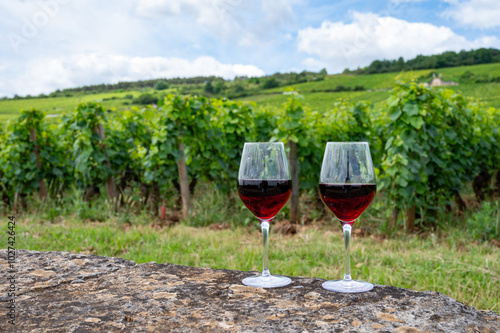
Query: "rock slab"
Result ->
[[0, 250, 498, 332]]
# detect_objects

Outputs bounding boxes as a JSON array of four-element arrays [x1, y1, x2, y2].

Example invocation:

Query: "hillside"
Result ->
[[1, 62, 500, 121], [241, 62, 500, 111]]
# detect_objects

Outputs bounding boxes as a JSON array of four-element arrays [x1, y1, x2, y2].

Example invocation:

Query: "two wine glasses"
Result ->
[[238, 142, 376, 292]]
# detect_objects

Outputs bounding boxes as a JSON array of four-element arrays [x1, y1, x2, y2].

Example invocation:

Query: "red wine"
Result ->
[[319, 183, 376, 224], [238, 179, 292, 220]]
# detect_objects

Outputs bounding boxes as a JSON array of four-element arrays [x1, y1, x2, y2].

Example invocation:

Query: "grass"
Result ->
[[2, 184, 498, 313], [0, 90, 146, 120], [242, 90, 393, 111]]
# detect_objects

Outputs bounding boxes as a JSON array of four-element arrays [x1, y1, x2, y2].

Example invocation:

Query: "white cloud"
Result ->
[[0, 54, 265, 97], [136, 0, 237, 41], [443, 0, 500, 28], [0, 0, 149, 56], [135, 0, 241, 41], [134, 0, 300, 46], [297, 12, 500, 74]]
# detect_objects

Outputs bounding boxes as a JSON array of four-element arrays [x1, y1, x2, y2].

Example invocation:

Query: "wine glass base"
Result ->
[[322, 279, 373, 293], [242, 274, 291, 288]]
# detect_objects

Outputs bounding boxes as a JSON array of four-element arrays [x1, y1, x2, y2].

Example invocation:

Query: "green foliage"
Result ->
[[470, 105, 500, 172], [142, 95, 224, 195], [17, 108, 45, 130], [141, 109, 177, 189], [204, 81, 214, 94], [39, 123, 73, 193], [164, 94, 222, 182], [275, 94, 307, 144], [106, 107, 154, 186], [212, 99, 256, 190], [154, 80, 169, 91], [0, 109, 72, 199], [466, 201, 500, 241], [262, 77, 279, 89], [379, 80, 499, 221], [134, 93, 158, 105], [60, 102, 112, 189], [213, 80, 225, 94], [70, 186, 108, 221], [253, 107, 277, 142], [328, 100, 370, 141], [273, 94, 322, 190], [0, 109, 46, 196], [330, 100, 384, 168], [334, 85, 353, 92]]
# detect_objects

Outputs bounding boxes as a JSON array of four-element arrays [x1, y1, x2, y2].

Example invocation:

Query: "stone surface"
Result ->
[[0, 250, 498, 332]]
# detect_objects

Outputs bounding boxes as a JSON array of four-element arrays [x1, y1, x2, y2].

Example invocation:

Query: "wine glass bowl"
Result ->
[[319, 142, 376, 293], [318, 183, 376, 225], [238, 179, 292, 220], [238, 142, 292, 288]]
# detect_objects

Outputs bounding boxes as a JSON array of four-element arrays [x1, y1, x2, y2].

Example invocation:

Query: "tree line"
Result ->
[[346, 48, 500, 75], [4, 70, 327, 100]]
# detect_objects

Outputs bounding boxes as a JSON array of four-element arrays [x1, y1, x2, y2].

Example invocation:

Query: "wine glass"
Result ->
[[319, 142, 377, 293], [238, 142, 292, 288]]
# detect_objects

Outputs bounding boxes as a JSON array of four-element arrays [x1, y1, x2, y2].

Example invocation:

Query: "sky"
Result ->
[[1, 0, 500, 97]]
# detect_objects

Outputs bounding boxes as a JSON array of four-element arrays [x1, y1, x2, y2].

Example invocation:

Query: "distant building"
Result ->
[[428, 73, 458, 87]]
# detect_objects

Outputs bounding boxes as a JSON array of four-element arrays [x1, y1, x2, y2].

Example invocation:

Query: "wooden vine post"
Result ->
[[454, 192, 467, 213], [13, 191, 19, 214], [30, 128, 47, 200], [176, 141, 190, 219], [496, 171, 500, 197], [280, 95, 304, 224], [148, 182, 160, 216], [389, 208, 399, 230], [95, 124, 117, 208], [287, 140, 299, 223], [405, 205, 415, 233]]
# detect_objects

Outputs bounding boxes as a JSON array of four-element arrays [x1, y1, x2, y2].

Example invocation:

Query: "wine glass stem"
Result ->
[[343, 224, 352, 282], [261, 220, 270, 277]]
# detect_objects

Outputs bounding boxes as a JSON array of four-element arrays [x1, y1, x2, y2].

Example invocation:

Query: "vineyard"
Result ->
[[1, 79, 499, 234], [3, 62, 500, 122]]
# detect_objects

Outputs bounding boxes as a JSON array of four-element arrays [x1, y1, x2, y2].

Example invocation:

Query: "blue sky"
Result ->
[[1, 0, 499, 97]]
